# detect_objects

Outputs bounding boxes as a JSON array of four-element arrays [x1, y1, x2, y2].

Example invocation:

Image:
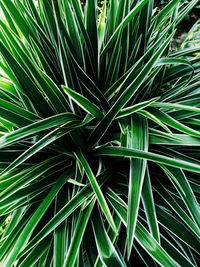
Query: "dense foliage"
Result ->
[[0, 0, 200, 266]]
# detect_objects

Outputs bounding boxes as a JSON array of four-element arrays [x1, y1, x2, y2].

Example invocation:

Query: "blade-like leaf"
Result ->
[[0, 113, 80, 149], [18, 169, 111, 258], [95, 146, 200, 173], [89, 32, 174, 146], [142, 169, 160, 243], [92, 209, 125, 267], [127, 115, 148, 258], [74, 150, 117, 232], [108, 195, 183, 267], [64, 198, 95, 267], [1, 127, 70, 175], [117, 97, 160, 119], [101, 0, 149, 56], [3, 168, 74, 266], [62, 86, 103, 119]]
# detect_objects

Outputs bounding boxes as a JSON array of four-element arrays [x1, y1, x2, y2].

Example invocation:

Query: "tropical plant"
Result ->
[[0, 0, 200, 266]]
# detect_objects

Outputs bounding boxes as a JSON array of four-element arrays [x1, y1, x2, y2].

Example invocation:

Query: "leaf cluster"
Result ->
[[0, 0, 200, 266]]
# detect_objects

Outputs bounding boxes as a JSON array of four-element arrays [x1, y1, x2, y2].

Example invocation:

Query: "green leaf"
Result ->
[[53, 185, 68, 267], [138, 109, 172, 134], [108, 195, 181, 267], [159, 166, 200, 229], [146, 108, 200, 137], [154, 178, 200, 238], [2, 168, 74, 266], [98, 2, 107, 51], [62, 86, 103, 119], [0, 78, 18, 97], [0, 155, 66, 205], [0, 39, 53, 116], [18, 169, 111, 258], [18, 236, 51, 267], [101, 0, 149, 56], [62, 0, 84, 67], [150, 134, 200, 146], [92, 210, 125, 267], [156, 205, 200, 254], [151, 102, 200, 113], [175, 0, 200, 26], [142, 169, 160, 243], [64, 198, 95, 267], [127, 115, 148, 258], [154, 0, 181, 26], [0, 113, 80, 149], [74, 150, 117, 232], [95, 146, 200, 173], [1, 127, 70, 175], [117, 97, 160, 119], [89, 32, 174, 146]]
